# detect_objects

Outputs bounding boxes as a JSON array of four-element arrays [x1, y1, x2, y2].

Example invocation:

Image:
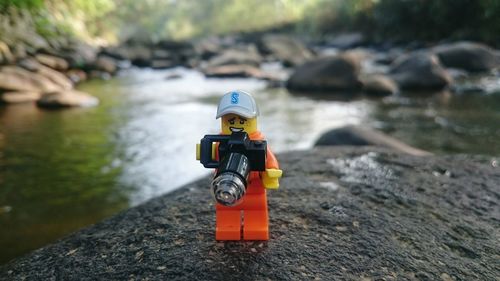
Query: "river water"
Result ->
[[0, 67, 499, 264]]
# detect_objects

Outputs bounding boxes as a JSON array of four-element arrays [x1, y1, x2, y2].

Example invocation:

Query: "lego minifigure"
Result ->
[[196, 90, 282, 240]]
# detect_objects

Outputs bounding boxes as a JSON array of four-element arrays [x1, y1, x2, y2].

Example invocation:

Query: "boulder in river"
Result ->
[[433, 41, 500, 72], [203, 64, 264, 78], [315, 125, 431, 156], [325, 32, 366, 49], [0, 66, 61, 93], [18, 58, 73, 90], [0, 41, 15, 65], [0, 91, 40, 104], [389, 52, 452, 90], [37, 90, 98, 108], [360, 74, 398, 96], [286, 53, 362, 92], [35, 54, 69, 71], [0, 147, 497, 280], [94, 55, 118, 74], [258, 34, 313, 66], [207, 45, 262, 67]]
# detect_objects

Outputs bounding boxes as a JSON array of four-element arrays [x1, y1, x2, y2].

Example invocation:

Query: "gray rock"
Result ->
[[94, 56, 118, 74], [151, 59, 178, 70], [207, 46, 262, 67], [127, 45, 153, 67], [258, 34, 313, 66], [433, 41, 500, 72], [326, 32, 365, 49], [360, 74, 398, 96], [286, 53, 362, 92], [389, 52, 452, 90], [1, 147, 498, 280], [37, 90, 98, 108], [203, 64, 264, 79], [315, 126, 431, 156]]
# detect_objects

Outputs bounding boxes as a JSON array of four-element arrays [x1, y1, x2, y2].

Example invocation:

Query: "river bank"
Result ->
[[1, 147, 499, 280]]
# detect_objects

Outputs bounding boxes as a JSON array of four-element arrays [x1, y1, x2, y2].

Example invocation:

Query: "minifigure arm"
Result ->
[[262, 146, 282, 189]]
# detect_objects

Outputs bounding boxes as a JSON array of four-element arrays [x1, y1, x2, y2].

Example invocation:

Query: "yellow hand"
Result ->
[[262, 169, 282, 190], [196, 143, 217, 161], [196, 143, 200, 160]]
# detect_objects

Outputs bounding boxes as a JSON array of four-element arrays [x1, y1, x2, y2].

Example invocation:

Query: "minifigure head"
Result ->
[[216, 90, 259, 135]]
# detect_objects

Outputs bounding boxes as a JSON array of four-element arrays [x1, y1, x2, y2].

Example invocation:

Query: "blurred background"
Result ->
[[0, 0, 499, 265]]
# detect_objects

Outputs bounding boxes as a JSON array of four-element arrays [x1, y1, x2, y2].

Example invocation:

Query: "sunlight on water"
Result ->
[[112, 68, 370, 204]]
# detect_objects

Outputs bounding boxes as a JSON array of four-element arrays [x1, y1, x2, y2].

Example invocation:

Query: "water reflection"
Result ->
[[1, 66, 498, 264], [111, 68, 370, 204]]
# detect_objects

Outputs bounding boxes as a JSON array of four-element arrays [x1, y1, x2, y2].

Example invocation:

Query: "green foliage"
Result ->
[[0, 0, 45, 12], [2, 0, 500, 44], [300, 0, 500, 44]]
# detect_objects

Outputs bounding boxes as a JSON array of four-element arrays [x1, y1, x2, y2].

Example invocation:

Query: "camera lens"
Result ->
[[211, 153, 251, 206], [211, 173, 246, 206]]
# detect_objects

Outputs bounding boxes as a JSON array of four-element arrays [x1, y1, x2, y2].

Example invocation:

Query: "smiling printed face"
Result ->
[[221, 113, 257, 135]]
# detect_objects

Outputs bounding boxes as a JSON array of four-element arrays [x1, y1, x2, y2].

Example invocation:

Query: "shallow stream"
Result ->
[[0, 67, 499, 264]]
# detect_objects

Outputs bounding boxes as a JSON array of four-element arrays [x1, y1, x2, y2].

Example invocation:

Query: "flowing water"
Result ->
[[0, 67, 499, 264]]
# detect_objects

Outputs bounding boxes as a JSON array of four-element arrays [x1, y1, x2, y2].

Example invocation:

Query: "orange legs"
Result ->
[[215, 190, 269, 240], [215, 210, 241, 240]]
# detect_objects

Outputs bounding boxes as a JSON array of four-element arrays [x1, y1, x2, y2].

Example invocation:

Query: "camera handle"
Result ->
[[200, 134, 230, 168]]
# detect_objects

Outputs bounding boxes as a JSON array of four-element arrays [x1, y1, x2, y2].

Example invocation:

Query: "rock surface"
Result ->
[[433, 41, 500, 72], [389, 52, 452, 90], [315, 126, 431, 156], [286, 53, 362, 92], [258, 34, 313, 66], [1, 147, 498, 280], [360, 74, 399, 96], [207, 46, 262, 68]]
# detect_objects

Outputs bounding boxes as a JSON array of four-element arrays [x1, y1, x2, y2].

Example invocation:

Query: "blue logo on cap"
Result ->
[[231, 92, 239, 104]]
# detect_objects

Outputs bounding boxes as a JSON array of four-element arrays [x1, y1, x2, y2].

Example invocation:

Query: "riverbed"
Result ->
[[0, 67, 499, 264]]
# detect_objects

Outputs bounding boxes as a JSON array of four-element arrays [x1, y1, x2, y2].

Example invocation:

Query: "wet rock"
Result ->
[[66, 69, 87, 84], [151, 60, 178, 70], [34, 54, 69, 71], [94, 56, 117, 74], [203, 64, 264, 78], [126, 45, 153, 67], [258, 34, 313, 66], [389, 52, 452, 90], [286, 53, 362, 92], [315, 126, 431, 156], [207, 46, 262, 67], [0, 66, 61, 93], [360, 74, 398, 96], [433, 41, 500, 72], [0, 91, 40, 104], [151, 49, 171, 60], [18, 58, 73, 90], [0, 42, 15, 65], [325, 32, 365, 49], [36, 90, 98, 108], [194, 37, 223, 60], [154, 40, 196, 63], [55, 41, 98, 69], [1, 147, 498, 280]]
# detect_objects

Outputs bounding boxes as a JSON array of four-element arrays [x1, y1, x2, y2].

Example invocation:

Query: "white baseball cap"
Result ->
[[216, 90, 259, 119]]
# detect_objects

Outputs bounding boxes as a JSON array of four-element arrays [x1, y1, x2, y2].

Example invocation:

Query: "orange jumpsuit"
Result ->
[[215, 131, 279, 240]]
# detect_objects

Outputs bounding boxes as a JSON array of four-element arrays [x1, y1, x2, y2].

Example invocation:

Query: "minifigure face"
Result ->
[[221, 114, 257, 135]]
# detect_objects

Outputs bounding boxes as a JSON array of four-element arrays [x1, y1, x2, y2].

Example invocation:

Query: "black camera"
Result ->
[[199, 132, 267, 206]]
